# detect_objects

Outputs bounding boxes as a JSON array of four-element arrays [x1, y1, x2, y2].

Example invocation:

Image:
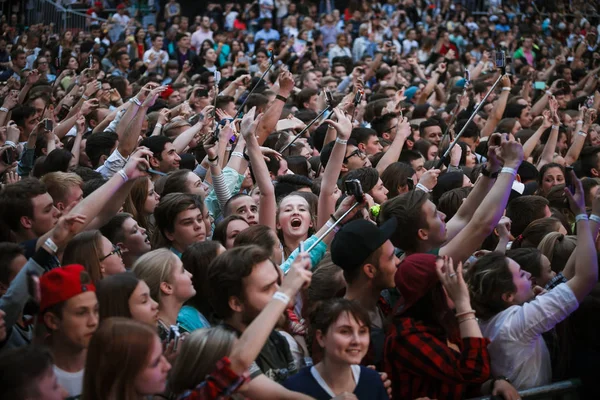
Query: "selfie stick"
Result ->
[[435, 66, 506, 170], [439, 70, 470, 147], [305, 201, 360, 253], [279, 103, 334, 153], [233, 47, 276, 120]]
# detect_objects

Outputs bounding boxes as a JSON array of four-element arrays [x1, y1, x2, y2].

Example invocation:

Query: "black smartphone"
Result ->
[[495, 50, 506, 69], [324, 89, 334, 105], [195, 88, 209, 98], [44, 119, 53, 131], [565, 166, 575, 194], [344, 179, 364, 201], [353, 90, 363, 106], [1, 146, 16, 164], [168, 325, 181, 351]]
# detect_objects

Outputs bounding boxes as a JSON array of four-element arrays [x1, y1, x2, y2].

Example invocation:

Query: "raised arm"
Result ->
[[564, 172, 599, 302], [242, 108, 277, 230], [416, 64, 444, 105], [445, 136, 502, 241], [256, 70, 294, 145], [376, 116, 410, 175], [317, 108, 351, 229], [441, 140, 523, 263], [69, 115, 86, 167], [480, 75, 511, 138], [536, 97, 560, 170], [523, 111, 552, 160], [564, 108, 595, 166]]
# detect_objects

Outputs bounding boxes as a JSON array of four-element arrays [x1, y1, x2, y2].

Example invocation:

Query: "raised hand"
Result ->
[[435, 256, 471, 311], [564, 169, 585, 215], [50, 213, 87, 248], [123, 146, 152, 180], [419, 169, 440, 191], [240, 107, 260, 140], [323, 107, 352, 140], [281, 251, 312, 298]]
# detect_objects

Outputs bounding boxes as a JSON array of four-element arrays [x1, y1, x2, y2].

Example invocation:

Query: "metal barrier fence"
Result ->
[[27, 0, 107, 33], [468, 379, 581, 400]]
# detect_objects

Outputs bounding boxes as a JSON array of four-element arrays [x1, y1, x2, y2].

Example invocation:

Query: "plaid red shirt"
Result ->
[[177, 356, 250, 400], [384, 317, 491, 400]]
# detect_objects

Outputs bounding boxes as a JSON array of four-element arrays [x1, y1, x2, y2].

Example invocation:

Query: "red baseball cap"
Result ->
[[160, 85, 175, 99], [394, 253, 439, 313], [116, 3, 126, 9], [40, 265, 96, 313]]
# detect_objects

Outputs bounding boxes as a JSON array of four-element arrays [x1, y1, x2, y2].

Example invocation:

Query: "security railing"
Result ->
[[468, 379, 581, 400], [27, 0, 107, 33]]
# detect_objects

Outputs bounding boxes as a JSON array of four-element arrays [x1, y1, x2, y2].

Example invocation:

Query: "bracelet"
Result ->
[[552, 124, 559, 130], [275, 94, 288, 103], [501, 87, 511, 92], [4, 140, 16, 148], [546, 90, 553, 96], [44, 237, 59, 254], [325, 219, 341, 233], [575, 213, 589, 222], [208, 155, 219, 162], [458, 316, 478, 324], [0, 107, 8, 113], [590, 214, 600, 224], [330, 214, 338, 222], [130, 97, 142, 106], [117, 169, 129, 182], [455, 309, 476, 318], [231, 151, 244, 159], [577, 120, 584, 125], [500, 167, 517, 177], [335, 137, 348, 145], [155, 123, 163, 130], [272, 291, 290, 304], [578, 130, 587, 137], [416, 182, 431, 193], [82, 94, 90, 100], [481, 165, 500, 179]]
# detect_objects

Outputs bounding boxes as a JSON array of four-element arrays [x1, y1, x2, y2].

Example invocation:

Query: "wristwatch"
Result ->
[[481, 165, 500, 179]]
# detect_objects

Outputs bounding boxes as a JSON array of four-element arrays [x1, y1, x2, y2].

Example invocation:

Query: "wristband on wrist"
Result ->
[[272, 291, 290, 304], [458, 316, 478, 324], [82, 94, 90, 101], [0, 107, 8, 113], [577, 119, 584, 125], [546, 90, 553, 96], [231, 151, 244, 159], [208, 155, 219, 162], [500, 167, 517, 177], [5, 140, 16, 148], [416, 182, 431, 193], [578, 130, 587, 137], [335, 137, 348, 145], [501, 87, 511, 92], [275, 94, 288, 103], [325, 219, 341, 233], [575, 213, 589, 222], [590, 214, 600, 224], [117, 169, 129, 182], [44, 237, 59, 254], [155, 123, 163, 130], [552, 124, 560, 130], [481, 165, 500, 179]]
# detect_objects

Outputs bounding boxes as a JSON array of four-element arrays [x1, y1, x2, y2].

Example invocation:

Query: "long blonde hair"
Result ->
[[168, 328, 236, 395], [537, 232, 577, 273], [131, 249, 178, 304]]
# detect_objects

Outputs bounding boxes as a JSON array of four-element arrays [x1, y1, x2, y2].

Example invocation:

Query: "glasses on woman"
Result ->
[[343, 149, 366, 164], [99, 245, 123, 261]]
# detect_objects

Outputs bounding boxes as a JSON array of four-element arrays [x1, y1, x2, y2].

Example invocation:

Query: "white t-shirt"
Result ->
[[53, 366, 84, 398], [479, 283, 578, 390], [143, 48, 169, 66]]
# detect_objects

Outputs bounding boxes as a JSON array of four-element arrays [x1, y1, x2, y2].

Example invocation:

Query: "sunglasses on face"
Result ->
[[99, 245, 122, 261]]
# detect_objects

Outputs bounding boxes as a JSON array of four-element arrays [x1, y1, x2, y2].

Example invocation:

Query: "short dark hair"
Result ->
[[506, 195, 550, 236], [223, 193, 253, 218], [215, 95, 235, 111], [296, 88, 318, 109], [379, 190, 429, 252], [350, 127, 378, 144], [0, 345, 55, 398], [454, 119, 480, 140], [99, 212, 131, 245], [342, 167, 380, 194], [578, 146, 600, 178], [465, 252, 516, 319], [162, 169, 193, 197], [85, 131, 118, 168], [380, 162, 415, 198], [140, 136, 172, 160], [207, 245, 273, 319], [370, 113, 397, 136], [503, 103, 527, 119], [153, 193, 202, 245], [506, 248, 544, 280], [11, 104, 36, 129], [234, 225, 278, 252], [309, 298, 371, 338], [419, 118, 441, 136], [274, 174, 313, 200], [151, 33, 163, 42], [0, 178, 48, 232], [399, 149, 424, 164], [42, 148, 73, 174]]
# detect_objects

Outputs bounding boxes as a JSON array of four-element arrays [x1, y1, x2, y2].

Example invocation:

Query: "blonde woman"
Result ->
[[132, 249, 195, 342], [62, 230, 126, 284]]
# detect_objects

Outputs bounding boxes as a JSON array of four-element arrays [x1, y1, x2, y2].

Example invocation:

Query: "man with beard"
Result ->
[[207, 245, 313, 399]]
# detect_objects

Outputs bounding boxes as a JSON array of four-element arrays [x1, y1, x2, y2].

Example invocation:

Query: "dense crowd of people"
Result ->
[[0, 0, 600, 399]]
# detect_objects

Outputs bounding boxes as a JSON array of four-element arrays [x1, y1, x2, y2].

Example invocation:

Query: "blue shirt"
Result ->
[[255, 28, 280, 44], [177, 305, 211, 332], [283, 365, 389, 400]]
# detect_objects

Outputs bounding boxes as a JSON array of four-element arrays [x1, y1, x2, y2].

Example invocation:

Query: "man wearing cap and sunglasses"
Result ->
[[330, 218, 400, 369]]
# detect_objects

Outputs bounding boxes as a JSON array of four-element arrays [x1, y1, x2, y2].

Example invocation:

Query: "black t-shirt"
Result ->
[[223, 324, 297, 383]]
